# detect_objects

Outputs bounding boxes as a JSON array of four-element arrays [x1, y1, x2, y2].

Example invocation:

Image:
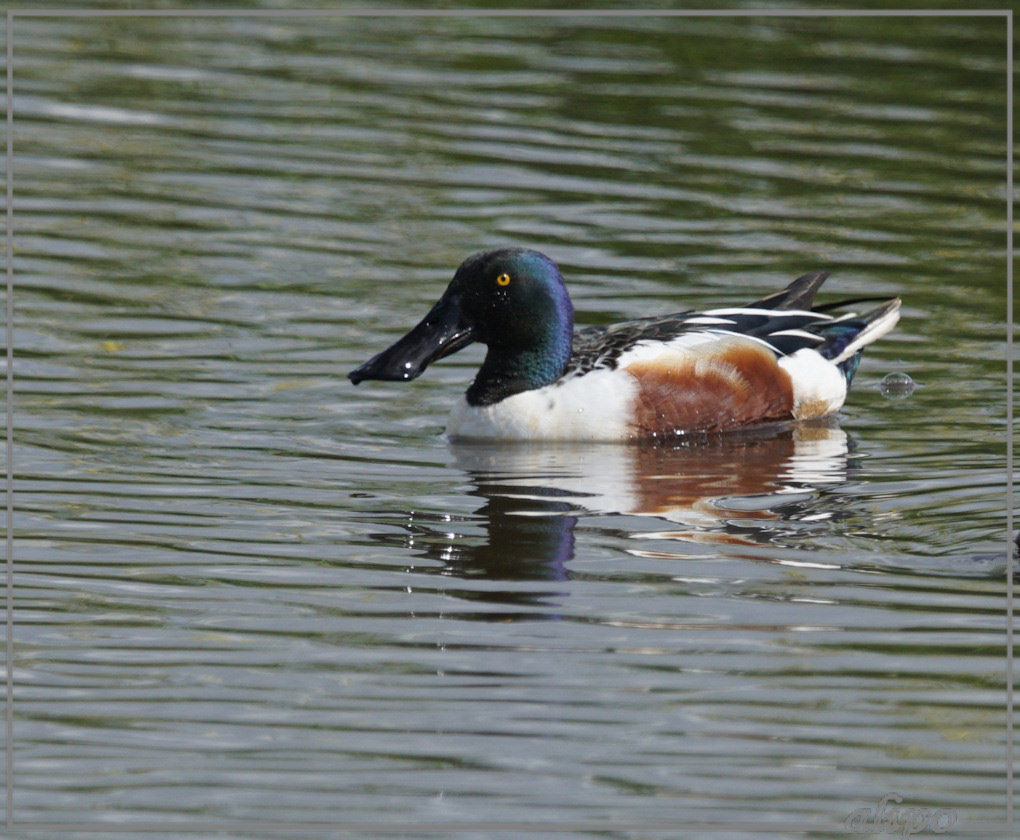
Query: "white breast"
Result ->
[[446, 368, 638, 441], [778, 348, 847, 419]]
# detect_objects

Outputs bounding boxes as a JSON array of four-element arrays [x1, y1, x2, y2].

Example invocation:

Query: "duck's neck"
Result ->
[[466, 335, 572, 407]]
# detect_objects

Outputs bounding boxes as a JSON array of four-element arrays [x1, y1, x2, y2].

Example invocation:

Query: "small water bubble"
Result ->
[[880, 371, 916, 399]]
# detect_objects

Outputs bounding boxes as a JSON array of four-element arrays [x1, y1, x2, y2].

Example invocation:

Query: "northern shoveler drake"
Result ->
[[348, 248, 900, 441]]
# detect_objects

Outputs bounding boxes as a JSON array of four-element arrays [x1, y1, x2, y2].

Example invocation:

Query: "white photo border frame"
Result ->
[[3, 6, 1014, 836]]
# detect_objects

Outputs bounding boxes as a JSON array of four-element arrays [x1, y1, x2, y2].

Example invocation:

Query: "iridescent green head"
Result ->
[[348, 249, 575, 406]]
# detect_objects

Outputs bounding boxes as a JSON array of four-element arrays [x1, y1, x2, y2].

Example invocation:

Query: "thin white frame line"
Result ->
[[2, 6, 1013, 835], [3, 820, 1019, 834], [1006, 7, 1015, 833], [4, 7, 1014, 16], [4, 7, 13, 833]]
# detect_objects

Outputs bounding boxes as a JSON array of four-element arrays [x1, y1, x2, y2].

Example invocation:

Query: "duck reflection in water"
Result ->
[[389, 421, 854, 595]]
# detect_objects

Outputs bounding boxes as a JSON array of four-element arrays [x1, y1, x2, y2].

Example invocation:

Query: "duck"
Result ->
[[348, 248, 900, 441]]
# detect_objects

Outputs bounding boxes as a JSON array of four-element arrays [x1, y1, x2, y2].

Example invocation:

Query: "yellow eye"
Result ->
[[496, 273, 511, 287]]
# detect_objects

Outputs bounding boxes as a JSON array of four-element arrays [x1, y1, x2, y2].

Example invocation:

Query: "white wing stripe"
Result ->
[[682, 316, 736, 326], [704, 306, 834, 320], [768, 329, 825, 342]]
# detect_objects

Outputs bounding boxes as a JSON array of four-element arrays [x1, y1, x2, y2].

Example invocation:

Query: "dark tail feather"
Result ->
[[752, 271, 830, 311], [838, 351, 864, 385], [812, 295, 896, 314], [817, 298, 902, 384]]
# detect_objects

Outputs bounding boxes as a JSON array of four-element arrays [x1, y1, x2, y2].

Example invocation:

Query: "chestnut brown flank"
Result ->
[[625, 341, 795, 436]]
